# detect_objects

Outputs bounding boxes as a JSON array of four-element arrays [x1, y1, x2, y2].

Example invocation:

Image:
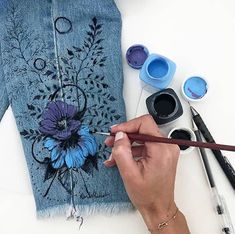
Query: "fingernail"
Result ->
[[104, 137, 110, 145], [115, 132, 124, 141], [110, 124, 118, 130], [103, 154, 113, 163], [104, 160, 115, 168], [107, 154, 113, 162]]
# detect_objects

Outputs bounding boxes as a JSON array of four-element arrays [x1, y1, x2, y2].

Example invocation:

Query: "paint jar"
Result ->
[[126, 44, 149, 69], [140, 54, 176, 89], [181, 76, 209, 102], [168, 127, 196, 154], [146, 88, 183, 125]]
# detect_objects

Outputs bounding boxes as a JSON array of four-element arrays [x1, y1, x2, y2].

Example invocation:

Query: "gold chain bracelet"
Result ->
[[148, 207, 179, 232]]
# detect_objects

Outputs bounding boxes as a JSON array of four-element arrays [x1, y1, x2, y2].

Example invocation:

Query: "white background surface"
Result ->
[[0, 0, 235, 233]]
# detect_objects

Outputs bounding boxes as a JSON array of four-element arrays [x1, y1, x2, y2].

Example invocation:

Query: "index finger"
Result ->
[[111, 114, 163, 137]]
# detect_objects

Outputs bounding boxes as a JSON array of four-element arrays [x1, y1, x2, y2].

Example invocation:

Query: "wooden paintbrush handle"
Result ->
[[110, 133, 235, 152]]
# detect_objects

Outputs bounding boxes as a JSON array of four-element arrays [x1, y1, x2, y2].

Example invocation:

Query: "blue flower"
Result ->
[[44, 125, 98, 169]]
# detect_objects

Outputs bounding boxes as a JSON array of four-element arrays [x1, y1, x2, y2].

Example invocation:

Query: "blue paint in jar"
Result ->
[[183, 76, 208, 100], [147, 58, 169, 78]]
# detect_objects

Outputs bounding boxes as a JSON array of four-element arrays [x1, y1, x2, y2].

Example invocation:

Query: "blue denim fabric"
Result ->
[[0, 0, 132, 218]]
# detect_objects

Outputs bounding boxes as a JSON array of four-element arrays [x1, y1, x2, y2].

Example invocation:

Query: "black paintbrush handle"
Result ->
[[193, 114, 235, 190], [194, 129, 215, 188]]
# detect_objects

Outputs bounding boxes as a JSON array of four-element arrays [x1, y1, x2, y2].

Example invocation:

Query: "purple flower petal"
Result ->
[[41, 111, 58, 122], [67, 104, 77, 118], [39, 126, 58, 136], [67, 120, 80, 132], [47, 101, 62, 120], [54, 129, 72, 140], [40, 119, 57, 129]]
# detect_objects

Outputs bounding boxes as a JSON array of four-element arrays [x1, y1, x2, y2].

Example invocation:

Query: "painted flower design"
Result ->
[[39, 100, 98, 169]]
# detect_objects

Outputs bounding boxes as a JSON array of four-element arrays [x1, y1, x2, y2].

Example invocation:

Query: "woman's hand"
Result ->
[[104, 115, 190, 233]]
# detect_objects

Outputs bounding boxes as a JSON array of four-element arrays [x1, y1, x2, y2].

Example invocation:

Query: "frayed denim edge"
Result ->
[[37, 202, 135, 219]]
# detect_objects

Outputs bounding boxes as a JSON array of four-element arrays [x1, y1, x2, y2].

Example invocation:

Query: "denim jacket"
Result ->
[[0, 0, 132, 218]]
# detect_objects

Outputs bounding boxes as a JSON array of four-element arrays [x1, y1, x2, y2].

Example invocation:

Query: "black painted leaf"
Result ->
[[82, 156, 99, 175], [58, 169, 72, 194], [96, 30, 102, 36], [53, 84, 58, 90], [44, 164, 57, 182], [39, 89, 44, 93], [36, 135, 42, 142], [87, 31, 93, 37], [96, 24, 102, 30], [110, 109, 116, 114], [51, 75, 57, 80], [89, 24, 95, 31], [100, 57, 107, 63], [45, 70, 53, 76], [95, 39, 104, 44], [33, 95, 41, 100], [102, 83, 108, 88], [67, 49, 74, 56], [61, 57, 68, 64], [109, 96, 116, 101], [73, 46, 83, 52], [46, 86, 51, 91], [84, 42, 89, 48], [27, 104, 35, 111], [114, 115, 121, 120], [20, 130, 28, 136], [92, 17, 97, 26]]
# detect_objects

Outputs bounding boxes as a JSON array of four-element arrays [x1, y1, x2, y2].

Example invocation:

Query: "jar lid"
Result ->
[[126, 44, 149, 69], [181, 76, 209, 102]]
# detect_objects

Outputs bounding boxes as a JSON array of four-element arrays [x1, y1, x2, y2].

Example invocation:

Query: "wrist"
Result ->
[[140, 201, 177, 231], [139, 202, 190, 234]]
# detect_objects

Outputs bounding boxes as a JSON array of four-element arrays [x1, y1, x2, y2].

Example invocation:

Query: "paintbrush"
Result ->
[[95, 132, 235, 153]]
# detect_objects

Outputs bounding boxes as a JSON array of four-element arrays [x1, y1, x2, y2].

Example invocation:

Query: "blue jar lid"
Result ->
[[126, 44, 149, 69], [182, 76, 208, 101]]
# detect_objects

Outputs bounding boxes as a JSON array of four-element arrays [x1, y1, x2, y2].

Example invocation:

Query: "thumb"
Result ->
[[112, 132, 139, 179]]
